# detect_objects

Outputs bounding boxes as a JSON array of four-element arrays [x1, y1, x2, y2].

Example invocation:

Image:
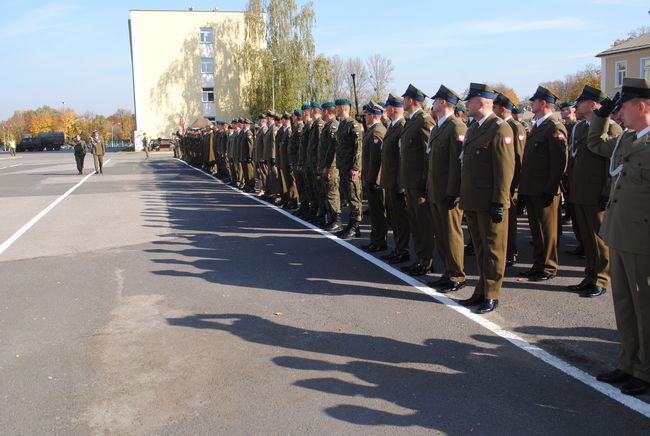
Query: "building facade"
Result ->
[[597, 33, 650, 96], [129, 9, 261, 139]]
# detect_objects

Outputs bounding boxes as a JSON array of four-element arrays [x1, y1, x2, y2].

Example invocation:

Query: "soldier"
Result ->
[[361, 101, 388, 251], [560, 101, 584, 255], [518, 86, 568, 282], [335, 98, 364, 239], [567, 85, 622, 297], [72, 134, 87, 174], [560, 101, 578, 130], [493, 93, 526, 267], [227, 121, 237, 183], [306, 102, 325, 222], [379, 94, 411, 264], [255, 116, 268, 195], [590, 79, 650, 396], [90, 130, 105, 174], [512, 107, 525, 124], [399, 84, 436, 276], [456, 83, 515, 314], [288, 108, 304, 209], [278, 113, 295, 207], [426, 85, 467, 292], [378, 101, 391, 129], [143, 133, 150, 159], [262, 112, 278, 200], [241, 119, 255, 192], [294, 104, 312, 216], [319, 101, 341, 231]]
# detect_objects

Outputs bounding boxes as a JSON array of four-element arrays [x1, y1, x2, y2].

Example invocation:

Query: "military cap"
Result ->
[[464, 83, 498, 101], [266, 111, 276, 118], [455, 104, 466, 113], [385, 93, 404, 107], [273, 113, 281, 121], [576, 85, 609, 104], [310, 101, 322, 110], [301, 103, 311, 111], [558, 101, 575, 109], [243, 118, 252, 124], [231, 118, 238, 124], [364, 100, 384, 115], [494, 93, 515, 110], [402, 84, 427, 101], [432, 84, 461, 104], [620, 78, 650, 103], [321, 101, 335, 109], [293, 108, 302, 117], [529, 86, 559, 104], [378, 101, 386, 107], [281, 112, 291, 120], [334, 98, 352, 106], [257, 113, 266, 120], [512, 107, 525, 115]]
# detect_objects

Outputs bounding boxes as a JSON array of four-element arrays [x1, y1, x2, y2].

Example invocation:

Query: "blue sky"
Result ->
[[1, 0, 648, 119]]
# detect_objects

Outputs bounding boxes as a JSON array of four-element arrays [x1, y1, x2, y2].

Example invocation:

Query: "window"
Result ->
[[641, 57, 650, 81], [200, 27, 213, 44], [615, 61, 627, 88], [202, 88, 214, 103], [200, 57, 214, 74]]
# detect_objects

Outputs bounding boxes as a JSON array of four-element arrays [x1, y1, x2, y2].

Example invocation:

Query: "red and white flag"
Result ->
[[179, 116, 186, 134]]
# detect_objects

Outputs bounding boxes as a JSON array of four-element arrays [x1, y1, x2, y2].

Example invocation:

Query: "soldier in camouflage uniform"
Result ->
[[320, 101, 342, 232], [306, 102, 325, 222], [294, 104, 312, 217], [288, 108, 304, 209]]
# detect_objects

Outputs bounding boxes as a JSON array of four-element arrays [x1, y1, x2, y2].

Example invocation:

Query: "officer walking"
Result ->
[[90, 130, 106, 174], [73, 134, 87, 174]]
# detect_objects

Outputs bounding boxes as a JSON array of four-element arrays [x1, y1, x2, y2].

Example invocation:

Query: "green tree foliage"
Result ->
[[541, 64, 601, 103], [239, 0, 330, 115]]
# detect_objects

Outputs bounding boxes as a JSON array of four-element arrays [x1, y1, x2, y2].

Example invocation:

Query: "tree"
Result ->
[[343, 57, 370, 114], [612, 25, 650, 47], [541, 63, 601, 102], [327, 55, 347, 99], [366, 54, 394, 101], [488, 83, 522, 107]]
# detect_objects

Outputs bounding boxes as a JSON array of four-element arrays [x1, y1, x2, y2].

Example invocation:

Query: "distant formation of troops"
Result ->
[[176, 78, 650, 396]]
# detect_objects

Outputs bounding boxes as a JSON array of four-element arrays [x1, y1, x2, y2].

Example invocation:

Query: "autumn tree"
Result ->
[[487, 83, 522, 107], [366, 54, 394, 101], [541, 63, 601, 102]]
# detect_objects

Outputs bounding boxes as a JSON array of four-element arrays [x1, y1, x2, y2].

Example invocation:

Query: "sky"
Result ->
[[1, 0, 648, 120]]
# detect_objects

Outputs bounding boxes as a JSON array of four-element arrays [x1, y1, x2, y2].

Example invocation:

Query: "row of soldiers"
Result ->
[[176, 78, 650, 396]]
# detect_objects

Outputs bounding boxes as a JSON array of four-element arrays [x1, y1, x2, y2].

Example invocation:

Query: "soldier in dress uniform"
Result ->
[[90, 130, 105, 174], [425, 85, 467, 293], [278, 113, 295, 207], [262, 112, 278, 201], [241, 119, 255, 192], [306, 102, 325, 222], [560, 101, 585, 256], [590, 78, 650, 396], [319, 101, 341, 231], [288, 108, 304, 210], [254, 115, 268, 194], [456, 83, 515, 314], [567, 85, 622, 297], [334, 98, 364, 239], [493, 93, 526, 267], [518, 86, 568, 282], [361, 100, 388, 251], [399, 84, 436, 276], [294, 104, 313, 217], [379, 94, 411, 265], [512, 107, 525, 125]]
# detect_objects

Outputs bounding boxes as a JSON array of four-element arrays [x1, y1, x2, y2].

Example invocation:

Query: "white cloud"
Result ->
[[0, 1, 81, 39], [462, 17, 587, 34]]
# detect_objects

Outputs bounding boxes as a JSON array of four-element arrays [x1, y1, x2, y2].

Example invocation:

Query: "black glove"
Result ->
[[489, 203, 504, 223], [599, 195, 609, 211], [444, 195, 458, 210], [595, 92, 620, 118], [542, 193, 555, 208], [270, 158, 276, 166]]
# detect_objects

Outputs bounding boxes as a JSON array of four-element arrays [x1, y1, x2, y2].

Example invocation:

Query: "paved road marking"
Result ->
[[9, 163, 22, 168], [176, 158, 650, 419], [0, 159, 111, 256]]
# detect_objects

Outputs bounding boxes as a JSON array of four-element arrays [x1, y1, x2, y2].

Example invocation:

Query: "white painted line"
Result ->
[[0, 159, 111, 256], [175, 158, 650, 419], [9, 163, 22, 168], [0, 167, 6, 170]]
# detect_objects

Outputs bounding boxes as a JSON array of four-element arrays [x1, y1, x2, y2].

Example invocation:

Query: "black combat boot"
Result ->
[[324, 214, 344, 233], [338, 221, 361, 239]]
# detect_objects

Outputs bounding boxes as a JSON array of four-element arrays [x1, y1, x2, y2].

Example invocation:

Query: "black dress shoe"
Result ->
[[567, 281, 591, 292], [527, 272, 556, 282], [476, 299, 498, 314], [518, 269, 542, 277], [580, 285, 606, 298], [621, 378, 649, 396], [426, 276, 451, 287], [366, 243, 388, 253], [401, 261, 421, 272], [464, 243, 475, 256], [597, 369, 632, 384], [388, 253, 410, 264], [565, 246, 585, 256], [457, 294, 484, 307], [407, 263, 434, 276], [438, 281, 466, 294]]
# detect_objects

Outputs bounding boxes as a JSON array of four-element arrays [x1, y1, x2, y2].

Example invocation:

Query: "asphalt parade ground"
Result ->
[[1, 151, 649, 435]]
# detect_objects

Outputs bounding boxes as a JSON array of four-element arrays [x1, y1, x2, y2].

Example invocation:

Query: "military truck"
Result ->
[[17, 132, 66, 152]]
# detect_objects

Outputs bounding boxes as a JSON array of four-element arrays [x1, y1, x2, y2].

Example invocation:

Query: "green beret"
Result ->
[[322, 101, 335, 109], [334, 98, 352, 106], [301, 103, 311, 111], [310, 101, 322, 110], [512, 107, 525, 114], [558, 101, 576, 109], [293, 108, 302, 117]]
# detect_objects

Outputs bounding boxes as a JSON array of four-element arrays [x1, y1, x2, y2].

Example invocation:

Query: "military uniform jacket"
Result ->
[[236, 130, 246, 161], [307, 118, 324, 170], [588, 115, 649, 255], [399, 109, 435, 189], [74, 140, 87, 155], [379, 117, 406, 190], [278, 126, 292, 171], [320, 119, 339, 172], [226, 133, 235, 158], [362, 122, 386, 188], [298, 120, 311, 167], [335, 117, 363, 172], [289, 122, 303, 168], [425, 115, 466, 204], [459, 113, 515, 212], [263, 125, 278, 161], [519, 116, 568, 196], [254, 126, 267, 161], [506, 117, 526, 195], [241, 128, 254, 162], [90, 137, 105, 156]]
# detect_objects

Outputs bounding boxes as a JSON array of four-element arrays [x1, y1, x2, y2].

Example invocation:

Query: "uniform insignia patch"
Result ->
[[518, 134, 525, 141], [504, 136, 513, 145], [457, 134, 465, 142], [557, 133, 565, 141], [373, 138, 380, 144]]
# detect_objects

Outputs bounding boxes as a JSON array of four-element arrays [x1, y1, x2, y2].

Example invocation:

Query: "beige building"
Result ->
[[128, 9, 261, 139], [597, 32, 650, 96]]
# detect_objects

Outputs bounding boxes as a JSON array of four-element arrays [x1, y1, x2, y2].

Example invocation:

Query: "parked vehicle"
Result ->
[[17, 132, 66, 152]]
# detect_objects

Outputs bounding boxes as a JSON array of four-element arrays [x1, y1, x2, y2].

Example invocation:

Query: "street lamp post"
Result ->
[[111, 123, 121, 147], [351, 73, 360, 117]]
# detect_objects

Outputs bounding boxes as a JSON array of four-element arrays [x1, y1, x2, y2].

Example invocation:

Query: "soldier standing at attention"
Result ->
[[334, 98, 364, 239], [73, 134, 87, 174], [90, 130, 106, 174], [560, 101, 584, 256], [518, 86, 568, 282], [426, 85, 467, 292], [242, 119, 255, 192], [399, 84, 436, 276], [262, 112, 278, 200], [288, 109, 304, 210], [589, 79, 650, 396], [143, 133, 150, 159], [380, 94, 411, 265], [306, 102, 325, 222], [456, 83, 515, 314], [294, 104, 312, 216], [255, 116, 268, 195], [319, 101, 341, 231], [493, 93, 526, 267], [567, 85, 622, 297], [361, 101, 388, 251], [277, 113, 294, 207], [512, 107, 525, 124]]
